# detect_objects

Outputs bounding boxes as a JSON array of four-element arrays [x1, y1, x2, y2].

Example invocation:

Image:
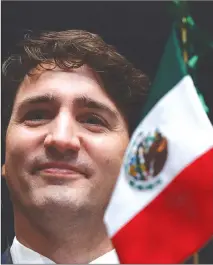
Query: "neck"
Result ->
[[14, 208, 113, 264]]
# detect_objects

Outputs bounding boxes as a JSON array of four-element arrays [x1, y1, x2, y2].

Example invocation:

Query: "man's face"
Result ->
[[5, 65, 129, 220]]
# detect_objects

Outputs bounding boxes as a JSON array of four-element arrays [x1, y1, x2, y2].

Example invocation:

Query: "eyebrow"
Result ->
[[16, 93, 119, 120], [17, 94, 56, 107], [74, 96, 119, 120]]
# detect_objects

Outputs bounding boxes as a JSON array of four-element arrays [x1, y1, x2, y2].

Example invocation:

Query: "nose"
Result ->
[[44, 112, 81, 154]]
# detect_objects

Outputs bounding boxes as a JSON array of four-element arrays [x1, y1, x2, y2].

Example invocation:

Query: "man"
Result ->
[[1, 29, 149, 264]]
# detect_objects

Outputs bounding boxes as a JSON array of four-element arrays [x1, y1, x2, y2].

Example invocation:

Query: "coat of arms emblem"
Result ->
[[125, 129, 168, 190]]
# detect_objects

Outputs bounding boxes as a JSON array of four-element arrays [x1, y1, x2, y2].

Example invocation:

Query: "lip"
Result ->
[[37, 162, 85, 178]]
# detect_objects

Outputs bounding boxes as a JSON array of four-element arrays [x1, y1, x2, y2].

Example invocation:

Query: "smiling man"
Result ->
[[2, 30, 149, 264]]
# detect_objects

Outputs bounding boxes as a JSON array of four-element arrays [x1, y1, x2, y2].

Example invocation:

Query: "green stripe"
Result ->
[[141, 26, 187, 119]]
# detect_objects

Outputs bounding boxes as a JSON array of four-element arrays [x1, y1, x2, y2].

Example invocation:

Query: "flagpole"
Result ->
[[181, 17, 188, 63], [193, 252, 199, 264], [181, 14, 199, 265]]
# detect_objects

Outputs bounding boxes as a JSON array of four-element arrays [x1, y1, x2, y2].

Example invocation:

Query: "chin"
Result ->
[[30, 186, 90, 210]]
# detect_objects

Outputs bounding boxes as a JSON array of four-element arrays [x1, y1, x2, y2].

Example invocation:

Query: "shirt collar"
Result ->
[[11, 237, 120, 264]]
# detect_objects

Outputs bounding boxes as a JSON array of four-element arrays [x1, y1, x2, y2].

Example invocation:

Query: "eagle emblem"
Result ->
[[125, 129, 168, 190]]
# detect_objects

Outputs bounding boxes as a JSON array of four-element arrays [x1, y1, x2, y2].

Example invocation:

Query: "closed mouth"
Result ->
[[37, 162, 85, 178]]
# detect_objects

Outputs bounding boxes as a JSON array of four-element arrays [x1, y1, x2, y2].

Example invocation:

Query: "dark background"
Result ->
[[2, 1, 213, 262]]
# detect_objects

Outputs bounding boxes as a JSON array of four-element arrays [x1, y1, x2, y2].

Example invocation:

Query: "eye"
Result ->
[[23, 109, 53, 126], [78, 114, 109, 131], [82, 115, 105, 125]]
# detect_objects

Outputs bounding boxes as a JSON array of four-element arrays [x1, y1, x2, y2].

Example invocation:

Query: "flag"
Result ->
[[104, 27, 213, 264]]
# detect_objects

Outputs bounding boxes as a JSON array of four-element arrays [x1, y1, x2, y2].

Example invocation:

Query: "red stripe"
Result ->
[[112, 148, 213, 264]]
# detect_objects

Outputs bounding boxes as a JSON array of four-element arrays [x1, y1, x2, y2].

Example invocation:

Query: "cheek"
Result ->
[[82, 133, 129, 178], [5, 126, 41, 173], [6, 124, 44, 151], [81, 133, 129, 210]]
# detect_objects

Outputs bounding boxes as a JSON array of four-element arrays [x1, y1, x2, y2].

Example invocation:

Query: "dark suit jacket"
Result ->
[[1, 247, 13, 264]]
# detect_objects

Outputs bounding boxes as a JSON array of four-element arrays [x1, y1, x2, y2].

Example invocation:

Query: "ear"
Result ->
[[2, 164, 6, 178]]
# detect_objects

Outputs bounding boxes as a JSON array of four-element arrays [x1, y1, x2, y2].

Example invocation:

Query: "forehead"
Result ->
[[14, 64, 115, 108]]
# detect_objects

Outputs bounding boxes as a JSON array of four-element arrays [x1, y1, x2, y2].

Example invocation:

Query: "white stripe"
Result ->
[[104, 75, 213, 236]]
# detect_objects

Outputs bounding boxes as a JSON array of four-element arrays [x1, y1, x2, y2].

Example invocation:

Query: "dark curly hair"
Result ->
[[2, 29, 149, 138]]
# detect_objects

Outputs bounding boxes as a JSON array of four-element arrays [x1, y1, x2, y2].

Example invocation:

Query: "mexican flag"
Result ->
[[104, 27, 213, 263]]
